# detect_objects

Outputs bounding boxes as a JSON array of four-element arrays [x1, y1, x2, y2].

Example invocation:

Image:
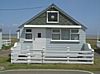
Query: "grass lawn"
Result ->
[[86, 39, 97, 49], [0, 39, 100, 71]]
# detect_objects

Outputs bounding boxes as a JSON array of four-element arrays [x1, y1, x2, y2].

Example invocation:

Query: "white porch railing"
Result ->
[[2, 39, 11, 46], [97, 41, 100, 48], [97, 34, 100, 48], [11, 43, 94, 64]]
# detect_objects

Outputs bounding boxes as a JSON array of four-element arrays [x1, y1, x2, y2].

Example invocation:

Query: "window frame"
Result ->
[[71, 29, 79, 40], [51, 29, 80, 42], [25, 29, 32, 40], [47, 11, 59, 23], [25, 29, 32, 33], [37, 33, 41, 38], [52, 29, 61, 40], [25, 33, 32, 39]]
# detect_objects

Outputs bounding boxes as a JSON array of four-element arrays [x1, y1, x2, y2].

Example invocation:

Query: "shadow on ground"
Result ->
[[95, 48, 100, 54]]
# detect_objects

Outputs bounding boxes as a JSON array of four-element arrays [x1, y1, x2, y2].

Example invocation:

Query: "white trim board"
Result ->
[[51, 40, 80, 42], [24, 25, 81, 28]]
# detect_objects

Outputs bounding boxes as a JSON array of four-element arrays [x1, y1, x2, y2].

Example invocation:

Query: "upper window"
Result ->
[[25, 29, 32, 39], [47, 11, 59, 23], [26, 29, 32, 32]]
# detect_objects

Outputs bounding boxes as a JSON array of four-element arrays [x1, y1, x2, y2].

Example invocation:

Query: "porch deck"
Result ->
[[11, 42, 94, 64]]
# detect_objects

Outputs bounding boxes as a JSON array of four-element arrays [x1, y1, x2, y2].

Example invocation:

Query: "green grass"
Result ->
[[1, 38, 16, 50], [0, 39, 100, 71], [2, 44, 13, 50], [86, 39, 97, 49]]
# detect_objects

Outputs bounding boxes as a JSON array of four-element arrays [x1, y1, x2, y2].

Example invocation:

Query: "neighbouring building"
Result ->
[[0, 30, 12, 49], [11, 4, 94, 64], [97, 34, 100, 48], [0, 29, 2, 49], [2, 34, 11, 46]]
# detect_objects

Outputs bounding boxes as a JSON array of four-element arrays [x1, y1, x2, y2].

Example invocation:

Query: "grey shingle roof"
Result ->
[[19, 4, 87, 29]]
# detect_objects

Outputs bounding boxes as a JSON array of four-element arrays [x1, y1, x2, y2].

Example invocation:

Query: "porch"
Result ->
[[11, 42, 94, 64]]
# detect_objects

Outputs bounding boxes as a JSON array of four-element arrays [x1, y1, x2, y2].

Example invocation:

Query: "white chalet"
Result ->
[[11, 4, 94, 64]]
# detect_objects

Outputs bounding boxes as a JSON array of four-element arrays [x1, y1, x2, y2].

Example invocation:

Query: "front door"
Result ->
[[33, 28, 46, 50]]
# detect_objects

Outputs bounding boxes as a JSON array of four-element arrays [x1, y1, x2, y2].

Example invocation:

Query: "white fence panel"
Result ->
[[11, 49, 94, 64]]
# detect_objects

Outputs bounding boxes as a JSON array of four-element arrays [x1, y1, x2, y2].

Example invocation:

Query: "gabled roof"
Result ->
[[19, 4, 87, 29]]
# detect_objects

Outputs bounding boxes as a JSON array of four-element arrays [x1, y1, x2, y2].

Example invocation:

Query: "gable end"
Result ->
[[19, 4, 87, 29]]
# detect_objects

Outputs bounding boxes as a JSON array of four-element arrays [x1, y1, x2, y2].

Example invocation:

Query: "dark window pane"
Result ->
[[71, 29, 79, 33], [48, 13, 58, 22], [26, 29, 32, 32], [52, 29, 60, 32], [52, 34, 60, 40], [71, 34, 79, 40], [25, 34, 32, 39], [38, 33, 41, 38], [61, 29, 70, 40], [98, 38, 100, 41]]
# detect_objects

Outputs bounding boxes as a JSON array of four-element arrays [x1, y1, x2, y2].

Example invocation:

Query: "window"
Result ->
[[52, 29, 60, 32], [48, 13, 57, 21], [61, 29, 70, 40], [47, 11, 59, 23], [71, 29, 79, 33], [71, 34, 79, 40], [52, 34, 60, 40], [25, 29, 32, 39], [52, 29, 79, 40], [37, 33, 41, 38], [52, 29, 60, 40], [26, 29, 32, 32], [25, 34, 32, 39], [71, 29, 79, 40]]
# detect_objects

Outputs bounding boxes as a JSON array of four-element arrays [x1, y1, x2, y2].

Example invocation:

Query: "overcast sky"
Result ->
[[0, 0, 100, 35]]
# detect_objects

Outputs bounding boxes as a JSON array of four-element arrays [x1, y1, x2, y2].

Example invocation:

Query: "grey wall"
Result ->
[[46, 28, 86, 51], [20, 28, 46, 50], [19, 27, 86, 51]]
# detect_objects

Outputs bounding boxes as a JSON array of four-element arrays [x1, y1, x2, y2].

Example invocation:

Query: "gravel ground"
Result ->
[[0, 49, 10, 56]]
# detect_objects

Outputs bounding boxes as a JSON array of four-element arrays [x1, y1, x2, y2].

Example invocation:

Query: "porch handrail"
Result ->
[[87, 43, 94, 52]]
